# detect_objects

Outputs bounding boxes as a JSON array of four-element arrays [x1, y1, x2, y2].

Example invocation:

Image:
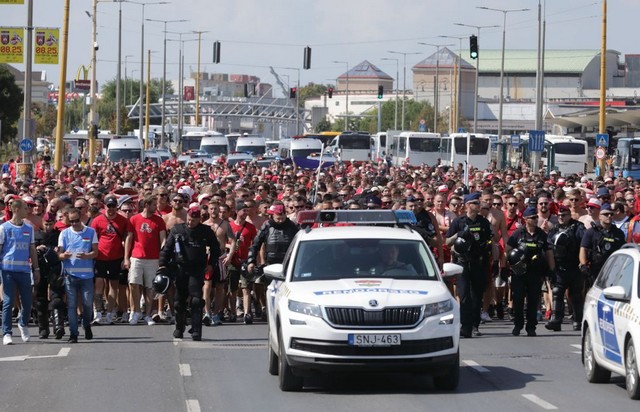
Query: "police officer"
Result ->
[[579, 203, 625, 294], [246, 201, 299, 323], [159, 206, 221, 341], [446, 192, 492, 338], [506, 207, 555, 337], [545, 205, 586, 332]]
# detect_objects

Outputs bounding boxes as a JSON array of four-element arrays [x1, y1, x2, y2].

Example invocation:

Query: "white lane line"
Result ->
[[179, 363, 192, 376], [462, 360, 490, 373], [57, 347, 71, 357], [522, 394, 558, 410], [186, 399, 201, 412], [0, 355, 27, 362], [0, 347, 71, 362], [570, 344, 581, 350]]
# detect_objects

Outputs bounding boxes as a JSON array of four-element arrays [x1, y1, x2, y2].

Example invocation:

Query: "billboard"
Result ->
[[34, 27, 59, 64], [0, 27, 24, 63]]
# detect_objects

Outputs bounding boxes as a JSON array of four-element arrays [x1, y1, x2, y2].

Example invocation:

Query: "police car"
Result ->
[[582, 244, 640, 399], [264, 210, 462, 392]]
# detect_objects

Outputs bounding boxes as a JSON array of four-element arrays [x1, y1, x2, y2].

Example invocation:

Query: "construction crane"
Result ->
[[269, 66, 290, 98]]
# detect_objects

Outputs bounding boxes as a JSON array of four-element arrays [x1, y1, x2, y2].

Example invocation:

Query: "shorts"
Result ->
[[119, 269, 129, 285], [227, 265, 241, 293], [95, 259, 123, 281], [205, 253, 228, 284], [128, 258, 159, 288]]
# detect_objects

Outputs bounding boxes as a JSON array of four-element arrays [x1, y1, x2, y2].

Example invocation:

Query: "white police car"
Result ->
[[582, 244, 640, 399], [264, 210, 462, 392]]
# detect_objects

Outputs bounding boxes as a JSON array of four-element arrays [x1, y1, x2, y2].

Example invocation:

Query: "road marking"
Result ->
[[186, 399, 201, 412], [462, 360, 490, 373], [173, 341, 267, 349], [0, 347, 71, 362], [179, 363, 192, 376], [522, 394, 558, 410], [570, 344, 581, 350]]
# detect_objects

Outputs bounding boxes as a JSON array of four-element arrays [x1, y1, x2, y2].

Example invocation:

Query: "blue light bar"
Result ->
[[298, 210, 417, 226], [393, 210, 418, 225]]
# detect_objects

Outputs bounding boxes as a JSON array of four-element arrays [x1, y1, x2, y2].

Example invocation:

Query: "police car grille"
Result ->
[[325, 307, 422, 327], [290, 337, 453, 356]]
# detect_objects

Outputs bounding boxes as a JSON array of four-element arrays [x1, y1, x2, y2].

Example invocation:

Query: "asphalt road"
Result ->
[[0, 318, 638, 411]]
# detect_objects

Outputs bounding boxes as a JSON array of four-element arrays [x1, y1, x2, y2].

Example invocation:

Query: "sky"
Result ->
[[2, 0, 639, 98]]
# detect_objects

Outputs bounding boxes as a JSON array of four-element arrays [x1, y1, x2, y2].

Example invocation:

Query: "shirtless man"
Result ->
[[568, 188, 588, 220], [537, 194, 558, 233], [480, 190, 508, 323], [203, 202, 236, 325]]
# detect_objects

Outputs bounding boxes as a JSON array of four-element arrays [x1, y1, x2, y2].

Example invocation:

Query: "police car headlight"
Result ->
[[288, 300, 322, 317], [423, 299, 454, 318]]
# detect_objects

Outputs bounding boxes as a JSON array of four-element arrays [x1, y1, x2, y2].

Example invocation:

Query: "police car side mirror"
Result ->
[[263, 263, 285, 282], [602, 285, 628, 302], [442, 263, 464, 278]]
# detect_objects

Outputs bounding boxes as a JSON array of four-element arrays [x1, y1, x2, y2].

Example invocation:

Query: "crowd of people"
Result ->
[[0, 153, 637, 343]]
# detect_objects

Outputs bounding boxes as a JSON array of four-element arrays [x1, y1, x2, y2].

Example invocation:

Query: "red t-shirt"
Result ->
[[91, 213, 132, 261], [157, 204, 173, 216], [54, 221, 69, 232], [129, 213, 167, 259], [229, 219, 257, 267]]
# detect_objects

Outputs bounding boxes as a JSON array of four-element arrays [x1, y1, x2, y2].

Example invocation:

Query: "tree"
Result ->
[[0, 64, 24, 143], [314, 117, 331, 132], [33, 102, 57, 137], [297, 82, 328, 107]]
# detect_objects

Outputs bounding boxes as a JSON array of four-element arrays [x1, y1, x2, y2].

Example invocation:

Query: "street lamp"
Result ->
[[167, 32, 197, 146], [417, 42, 453, 133], [381, 57, 399, 130], [478, 6, 530, 139], [332, 61, 349, 130], [453, 23, 500, 133], [387, 51, 421, 130], [146, 18, 188, 148]]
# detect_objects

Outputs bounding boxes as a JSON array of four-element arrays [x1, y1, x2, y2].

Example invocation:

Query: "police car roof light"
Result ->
[[393, 210, 418, 225], [297, 210, 416, 226], [297, 210, 320, 226]]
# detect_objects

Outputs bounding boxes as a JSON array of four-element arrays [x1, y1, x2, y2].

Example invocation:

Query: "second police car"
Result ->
[[582, 244, 640, 399], [263, 210, 462, 392]]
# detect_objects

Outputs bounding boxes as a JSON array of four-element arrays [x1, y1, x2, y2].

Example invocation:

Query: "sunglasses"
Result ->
[[559, 213, 571, 217], [159, 193, 169, 197], [106, 204, 117, 208], [493, 203, 502, 207], [507, 202, 518, 206], [69, 219, 80, 224], [121, 209, 133, 213], [601, 212, 614, 217], [568, 198, 579, 202], [173, 199, 183, 203], [538, 202, 549, 206], [626, 198, 636, 203]]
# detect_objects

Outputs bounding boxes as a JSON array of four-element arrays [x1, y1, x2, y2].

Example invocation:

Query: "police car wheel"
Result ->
[[268, 329, 279, 376], [278, 328, 303, 391], [432, 351, 460, 391], [583, 326, 611, 383], [625, 340, 640, 400]]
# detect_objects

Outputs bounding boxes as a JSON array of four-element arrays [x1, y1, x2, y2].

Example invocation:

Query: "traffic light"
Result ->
[[470, 35, 478, 59], [327, 86, 334, 98], [303, 46, 311, 70], [213, 41, 221, 64], [377, 85, 384, 99], [91, 123, 98, 139], [243, 83, 249, 98], [289, 87, 297, 99]]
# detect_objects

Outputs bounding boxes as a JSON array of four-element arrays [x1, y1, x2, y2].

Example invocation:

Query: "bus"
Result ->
[[390, 132, 446, 167], [444, 133, 491, 170], [279, 136, 335, 169], [326, 131, 371, 164], [372, 132, 387, 160], [613, 137, 640, 179], [519, 134, 588, 175], [181, 131, 208, 152]]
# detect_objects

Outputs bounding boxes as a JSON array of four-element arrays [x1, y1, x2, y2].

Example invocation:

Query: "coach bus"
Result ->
[[444, 133, 491, 170], [518, 134, 588, 175], [326, 131, 371, 164], [390, 132, 446, 167]]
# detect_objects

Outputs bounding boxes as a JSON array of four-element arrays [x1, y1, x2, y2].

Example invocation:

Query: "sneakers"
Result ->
[[68, 334, 78, 344], [496, 302, 505, 320], [3, 334, 13, 345], [526, 327, 537, 337], [129, 311, 141, 325], [512, 327, 521, 336], [152, 312, 161, 323], [18, 324, 30, 342], [472, 327, 483, 337], [244, 313, 253, 325], [203, 313, 212, 326], [480, 311, 492, 323], [211, 314, 223, 326], [228, 314, 237, 323], [192, 333, 202, 341], [92, 311, 102, 325], [122, 311, 130, 324], [105, 312, 114, 325], [144, 315, 156, 326], [84, 326, 93, 340]]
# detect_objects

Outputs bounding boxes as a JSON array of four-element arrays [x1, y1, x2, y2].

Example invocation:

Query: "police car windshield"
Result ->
[[291, 239, 437, 281]]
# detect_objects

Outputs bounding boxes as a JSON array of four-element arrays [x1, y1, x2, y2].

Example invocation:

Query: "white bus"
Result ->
[[327, 132, 371, 164], [519, 134, 588, 175], [279, 136, 334, 169], [199, 132, 229, 157], [445, 133, 491, 170], [371, 132, 387, 160], [391, 132, 446, 167]]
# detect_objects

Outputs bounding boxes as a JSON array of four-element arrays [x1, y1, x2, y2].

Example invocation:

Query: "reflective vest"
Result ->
[[60, 226, 96, 279], [0, 221, 33, 273]]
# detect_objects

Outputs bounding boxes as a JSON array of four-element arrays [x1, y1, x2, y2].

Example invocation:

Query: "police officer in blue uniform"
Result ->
[[446, 192, 492, 338]]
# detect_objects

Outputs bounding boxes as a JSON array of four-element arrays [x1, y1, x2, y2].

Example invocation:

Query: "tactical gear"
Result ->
[[152, 272, 171, 295], [508, 248, 527, 276]]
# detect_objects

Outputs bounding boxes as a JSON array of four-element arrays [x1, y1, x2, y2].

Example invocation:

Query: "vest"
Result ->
[[0, 221, 33, 273], [60, 226, 96, 279]]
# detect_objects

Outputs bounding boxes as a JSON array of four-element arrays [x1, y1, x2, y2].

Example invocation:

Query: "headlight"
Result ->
[[288, 300, 322, 317], [423, 299, 454, 318]]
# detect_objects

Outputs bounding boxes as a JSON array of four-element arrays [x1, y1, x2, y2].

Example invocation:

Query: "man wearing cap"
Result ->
[[159, 206, 220, 341], [246, 201, 299, 324], [579, 197, 601, 228], [546, 205, 586, 332], [506, 206, 555, 337], [227, 201, 257, 323], [579, 203, 625, 293], [446, 192, 492, 338]]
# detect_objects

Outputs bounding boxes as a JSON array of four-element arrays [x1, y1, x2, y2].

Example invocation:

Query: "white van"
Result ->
[[199, 132, 229, 157], [107, 136, 143, 163], [235, 134, 267, 157]]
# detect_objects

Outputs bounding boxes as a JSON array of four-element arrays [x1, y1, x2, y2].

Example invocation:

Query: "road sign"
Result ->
[[528, 130, 545, 152], [596, 133, 609, 147], [74, 79, 91, 92], [19, 138, 33, 152], [596, 147, 606, 160], [511, 134, 521, 149]]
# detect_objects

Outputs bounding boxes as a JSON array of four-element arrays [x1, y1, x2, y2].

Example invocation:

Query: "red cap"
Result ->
[[267, 204, 285, 215], [187, 206, 201, 218], [558, 205, 570, 213]]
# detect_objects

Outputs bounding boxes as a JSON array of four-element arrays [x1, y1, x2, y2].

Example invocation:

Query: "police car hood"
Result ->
[[285, 278, 450, 307]]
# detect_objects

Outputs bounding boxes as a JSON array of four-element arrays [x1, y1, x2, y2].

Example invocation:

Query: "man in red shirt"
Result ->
[[91, 195, 132, 325], [155, 187, 172, 215], [228, 202, 257, 323], [124, 195, 167, 326]]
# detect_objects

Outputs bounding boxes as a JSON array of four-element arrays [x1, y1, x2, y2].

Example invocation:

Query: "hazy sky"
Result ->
[[2, 0, 637, 97]]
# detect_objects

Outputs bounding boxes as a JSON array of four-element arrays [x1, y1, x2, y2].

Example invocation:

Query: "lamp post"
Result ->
[[387, 51, 421, 130], [167, 33, 197, 146], [146, 18, 188, 148], [381, 57, 399, 130], [453, 23, 499, 133], [478, 6, 530, 140], [332, 61, 349, 130], [417, 42, 453, 133]]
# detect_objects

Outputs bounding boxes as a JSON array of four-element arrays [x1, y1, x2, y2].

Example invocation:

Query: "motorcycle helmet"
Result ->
[[508, 248, 527, 276], [152, 268, 172, 295], [453, 236, 471, 255]]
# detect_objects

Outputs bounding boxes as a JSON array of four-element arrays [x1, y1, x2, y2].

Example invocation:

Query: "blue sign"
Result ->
[[528, 130, 545, 152], [596, 133, 609, 148], [19, 138, 33, 152], [457, 127, 466, 133], [418, 123, 426, 132], [511, 134, 521, 149]]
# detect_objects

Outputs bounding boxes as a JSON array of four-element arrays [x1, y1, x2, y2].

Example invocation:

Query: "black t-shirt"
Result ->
[[580, 224, 625, 267]]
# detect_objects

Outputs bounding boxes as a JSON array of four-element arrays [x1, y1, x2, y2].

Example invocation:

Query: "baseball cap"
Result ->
[[601, 203, 613, 212], [267, 204, 285, 215], [43, 212, 56, 222], [187, 206, 201, 218], [105, 196, 118, 207], [523, 207, 538, 218], [596, 187, 610, 197], [2, 173, 9, 179], [235, 201, 248, 211], [586, 198, 601, 209], [198, 193, 211, 204], [463, 192, 481, 203]]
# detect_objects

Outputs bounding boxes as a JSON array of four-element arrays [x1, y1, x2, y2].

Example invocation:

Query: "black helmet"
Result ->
[[453, 236, 471, 255], [508, 248, 527, 276], [152, 268, 172, 295]]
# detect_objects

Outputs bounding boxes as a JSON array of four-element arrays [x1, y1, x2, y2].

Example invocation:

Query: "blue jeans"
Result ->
[[1, 271, 33, 336], [65, 275, 94, 336]]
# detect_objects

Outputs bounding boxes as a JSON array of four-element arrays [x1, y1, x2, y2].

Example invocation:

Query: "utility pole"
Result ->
[[89, 0, 97, 165], [54, 0, 71, 171]]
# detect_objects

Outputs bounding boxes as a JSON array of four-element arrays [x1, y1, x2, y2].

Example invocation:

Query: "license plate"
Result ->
[[348, 334, 401, 347]]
